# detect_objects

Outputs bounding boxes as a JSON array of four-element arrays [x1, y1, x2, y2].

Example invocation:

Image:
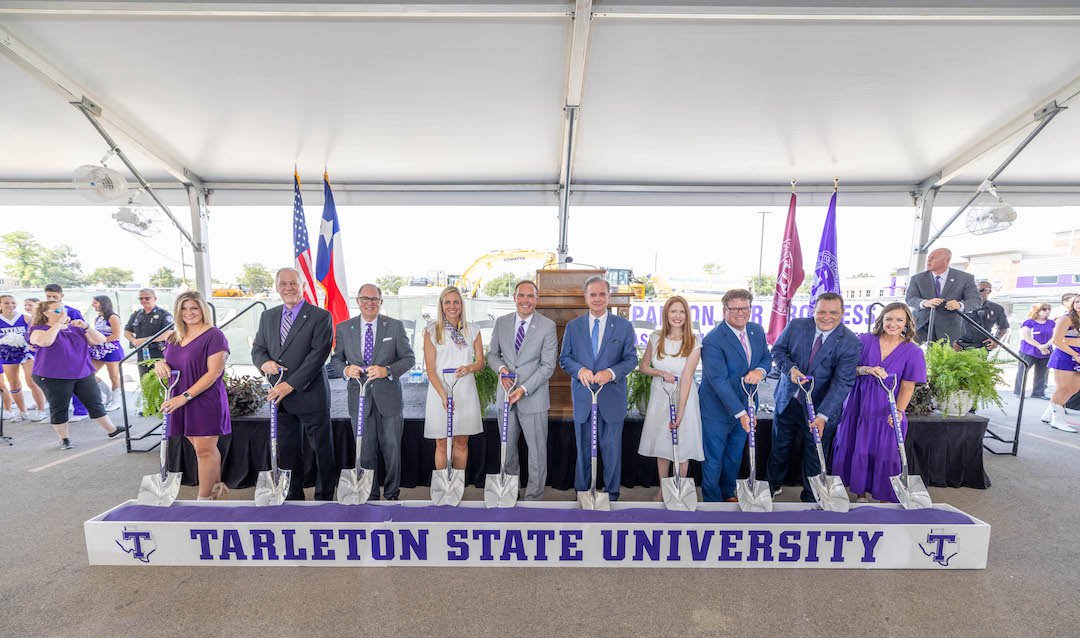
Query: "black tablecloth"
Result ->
[[905, 417, 991, 489]]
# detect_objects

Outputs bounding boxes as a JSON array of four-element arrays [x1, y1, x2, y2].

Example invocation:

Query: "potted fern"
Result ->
[[925, 340, 1005, 417], [627, 369, 651, 415]]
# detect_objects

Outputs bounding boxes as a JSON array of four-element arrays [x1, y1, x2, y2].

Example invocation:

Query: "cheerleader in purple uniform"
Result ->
[[1045, 294, 1080, 432], [831, 302, 927, 503], [90, 295, 125, 412], [0, 294, 47, 421]]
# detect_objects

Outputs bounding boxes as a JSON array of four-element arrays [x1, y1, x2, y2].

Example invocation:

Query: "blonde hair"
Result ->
[[656, 295, 695, 359], [169, 291, 213, 344], [1028, 303, 1052, 321], [433, 286, 469, 345]]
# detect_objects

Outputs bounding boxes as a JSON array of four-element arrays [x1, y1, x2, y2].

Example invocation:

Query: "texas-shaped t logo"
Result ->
[[918, 530, 957, 567], [115, 527, 156, 563]]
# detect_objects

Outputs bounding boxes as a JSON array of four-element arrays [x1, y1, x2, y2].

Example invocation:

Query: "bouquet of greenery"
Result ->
[[925, 340, 1005, 416]]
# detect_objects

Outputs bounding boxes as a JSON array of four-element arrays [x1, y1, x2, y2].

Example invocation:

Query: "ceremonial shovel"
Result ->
[[337, 373, 375, 505], [659, 377, 697, 511], [879, 374, 932, 510], [577, 383, 610, 511], [798, 376, 849, 513], [736, 380, 773, 513], [254, 371, 291, 506], [484, 373, 520, 508], [430, 368, 466, 506], [136, 371, 182, 506]]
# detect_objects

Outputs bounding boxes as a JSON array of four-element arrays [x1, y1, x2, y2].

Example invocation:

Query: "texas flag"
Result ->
[[316, 171, 350, 329]]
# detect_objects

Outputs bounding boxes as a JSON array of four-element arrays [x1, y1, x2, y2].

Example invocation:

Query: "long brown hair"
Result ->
[[871, 302, 916, 343], [656, 295, 695, 359], [31, 300, 61, 326], [169, 291, 213, 344], [1027, 303, 1052, 321]]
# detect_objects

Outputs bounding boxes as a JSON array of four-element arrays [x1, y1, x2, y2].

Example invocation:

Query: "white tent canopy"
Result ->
[[2, 1, 1080, 290]]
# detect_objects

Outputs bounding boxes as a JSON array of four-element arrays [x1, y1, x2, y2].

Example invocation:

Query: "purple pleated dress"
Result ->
[[831, 333, 927, 502], [163, 327, 231, 437]]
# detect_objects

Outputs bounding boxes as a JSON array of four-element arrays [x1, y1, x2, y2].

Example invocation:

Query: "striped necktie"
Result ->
[[515, 320, 526, 352], [280, 309, 294, 345]]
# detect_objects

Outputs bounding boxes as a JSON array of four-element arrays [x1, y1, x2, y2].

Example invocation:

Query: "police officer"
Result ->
[[955, 281, 1010, 351], [124, 288, 174, 374]]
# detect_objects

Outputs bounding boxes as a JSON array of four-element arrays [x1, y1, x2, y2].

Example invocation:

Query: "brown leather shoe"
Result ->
[[725, 497, 738, 503]]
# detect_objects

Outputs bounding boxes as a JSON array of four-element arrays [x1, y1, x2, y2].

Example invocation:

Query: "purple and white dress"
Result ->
[[1048, 321, 1080, 373], [0, 313, 30, 365], [89, 315, 124, 362]]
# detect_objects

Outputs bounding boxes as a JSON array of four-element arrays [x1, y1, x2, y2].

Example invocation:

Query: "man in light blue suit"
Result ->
[[699, 289, 772, 502], [559, 275, 639, 502], [768, 292, 863, 502]]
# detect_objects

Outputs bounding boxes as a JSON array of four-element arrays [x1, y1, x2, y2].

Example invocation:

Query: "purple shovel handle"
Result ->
[[883, 374, 905, 446], [668, 404, 679, 446], [590, 402, 598, 458], [356, 394, 366, 439], [441, 368, 459, 438], [500, 373, 517, 444], [799, 376, 821, 444]]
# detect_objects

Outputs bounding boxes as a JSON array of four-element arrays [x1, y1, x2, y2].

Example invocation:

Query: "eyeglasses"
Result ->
[[978, 288, 991, 293], [358, 296, 382, 304], [138, 297, 152, 300], [724, 306, 751, 314]]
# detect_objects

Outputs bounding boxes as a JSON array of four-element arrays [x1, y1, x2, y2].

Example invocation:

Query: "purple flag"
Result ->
[[810, 191, 840, 303]]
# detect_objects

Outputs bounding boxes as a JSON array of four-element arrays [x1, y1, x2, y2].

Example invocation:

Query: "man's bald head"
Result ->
[[926, 248, 953, 275]]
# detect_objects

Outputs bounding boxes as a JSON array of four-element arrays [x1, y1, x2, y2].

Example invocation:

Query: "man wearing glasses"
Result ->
[[955, 281, 1010, 352], [124, 289, 175, 375], [699, 289, 772, 502], [331, 284, 415, 501]]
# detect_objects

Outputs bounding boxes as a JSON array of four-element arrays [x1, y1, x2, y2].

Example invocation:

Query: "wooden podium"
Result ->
[[534, 268, 632, 419]]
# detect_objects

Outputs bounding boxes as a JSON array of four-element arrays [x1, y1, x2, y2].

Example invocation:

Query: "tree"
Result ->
[[703, 263, 724, 275], [798, 274, 815, 295], [483, 273, 519, 298], [237, 263, 273, 293], [0, 231, 45, 287], [149, 267, 181, 288], [376, 275, 408, 295], [748, 273, 776, 296], [88, 267, 134, 287], [41, 245, 85, 287]]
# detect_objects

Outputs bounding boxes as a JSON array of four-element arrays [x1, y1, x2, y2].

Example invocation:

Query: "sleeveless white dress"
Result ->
[[638, 332, 704, 462], [424, 321, 483, 438]]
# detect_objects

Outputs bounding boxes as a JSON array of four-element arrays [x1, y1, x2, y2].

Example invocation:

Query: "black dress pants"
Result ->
[[277, 404, 337, 501]]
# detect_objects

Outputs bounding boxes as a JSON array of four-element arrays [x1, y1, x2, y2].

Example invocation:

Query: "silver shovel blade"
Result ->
[[736, 479, 773, 513], [577, 488, 610, 511], [483, 473, 520, 508], [430, 468, 464, 506], [337, 467, 374, 505], [136, 472, 182, 506], [254, 469, 292, 507], [661, 476, 698, 512], [808, 474, 850, 512], [890, 474, 933, 510]]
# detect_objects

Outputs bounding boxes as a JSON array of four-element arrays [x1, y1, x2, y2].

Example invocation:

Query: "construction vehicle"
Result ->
[[454, 250, 557, 297], [212, 286, 248, 298]]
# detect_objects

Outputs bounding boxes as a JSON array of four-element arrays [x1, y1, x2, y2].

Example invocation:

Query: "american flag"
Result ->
[[292, 170, 319, 305]]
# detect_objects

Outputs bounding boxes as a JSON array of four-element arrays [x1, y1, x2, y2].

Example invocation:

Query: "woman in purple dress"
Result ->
[[27, 300, 127, 449], [832, 302, 926, 503], [90, 295, 125, 412], [155, 291, 231, 500]]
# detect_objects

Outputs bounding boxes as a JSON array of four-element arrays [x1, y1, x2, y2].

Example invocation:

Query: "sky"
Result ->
[[2, 202, 1078, 290]]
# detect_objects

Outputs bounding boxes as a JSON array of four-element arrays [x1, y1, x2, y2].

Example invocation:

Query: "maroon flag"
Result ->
[[766, 193, 804, 344]]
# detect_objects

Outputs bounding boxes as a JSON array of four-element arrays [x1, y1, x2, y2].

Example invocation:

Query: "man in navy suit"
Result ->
[[559, 275, 639, 502], [699, 289, 772, 502], [767, 292, 862, 502]]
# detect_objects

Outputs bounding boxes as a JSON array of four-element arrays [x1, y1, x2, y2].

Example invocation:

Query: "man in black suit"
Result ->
[[905, 247, 982, 345], [251, 268, 336, 500], [330, 283, 415, 501]]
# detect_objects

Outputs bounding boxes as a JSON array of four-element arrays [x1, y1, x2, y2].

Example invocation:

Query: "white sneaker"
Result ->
[[105, 400, 121, 412], [1050, 404, 1079, 433], [2, 409, 17, 421], [70, 413, 89, 422], [1041, 404, 1054, 423], [28, 410, 47, 422], [16, 411, 28, 422]]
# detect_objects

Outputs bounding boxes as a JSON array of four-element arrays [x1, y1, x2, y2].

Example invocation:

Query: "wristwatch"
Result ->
[[182, 391, 193, 400]]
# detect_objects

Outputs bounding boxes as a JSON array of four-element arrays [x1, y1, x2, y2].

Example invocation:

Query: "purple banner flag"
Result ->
[[810, 191, 840, 303]]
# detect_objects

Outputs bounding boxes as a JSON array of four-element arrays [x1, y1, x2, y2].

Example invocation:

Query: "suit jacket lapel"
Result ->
[[372, 317, 388, 361], [810, 327, 842, 373]]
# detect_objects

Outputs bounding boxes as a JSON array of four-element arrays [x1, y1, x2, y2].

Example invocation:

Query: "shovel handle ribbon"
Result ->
[[500, 373, 517, 444]]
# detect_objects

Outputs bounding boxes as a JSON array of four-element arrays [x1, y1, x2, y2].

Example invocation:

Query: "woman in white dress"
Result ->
[[637, 295, 704, 500], [424, 286, 485, 476]]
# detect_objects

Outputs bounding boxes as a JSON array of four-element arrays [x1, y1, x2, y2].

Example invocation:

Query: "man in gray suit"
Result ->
[[487, 280, 558, 501], [906, 247, 982, 345], [330, 283, 415, 501]]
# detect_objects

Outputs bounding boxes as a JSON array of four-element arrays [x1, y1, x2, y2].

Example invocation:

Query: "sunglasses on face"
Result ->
[[138, 297, 152, 300]]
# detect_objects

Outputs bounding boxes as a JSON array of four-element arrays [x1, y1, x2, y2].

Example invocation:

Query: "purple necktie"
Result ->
[[363, 323, 374, 366], [280, 309, 293, 346], [514, 320, 526, 352], [808, 333, 824, 369], [934, 275, 942, 296], [739, 331, 751, 365]]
